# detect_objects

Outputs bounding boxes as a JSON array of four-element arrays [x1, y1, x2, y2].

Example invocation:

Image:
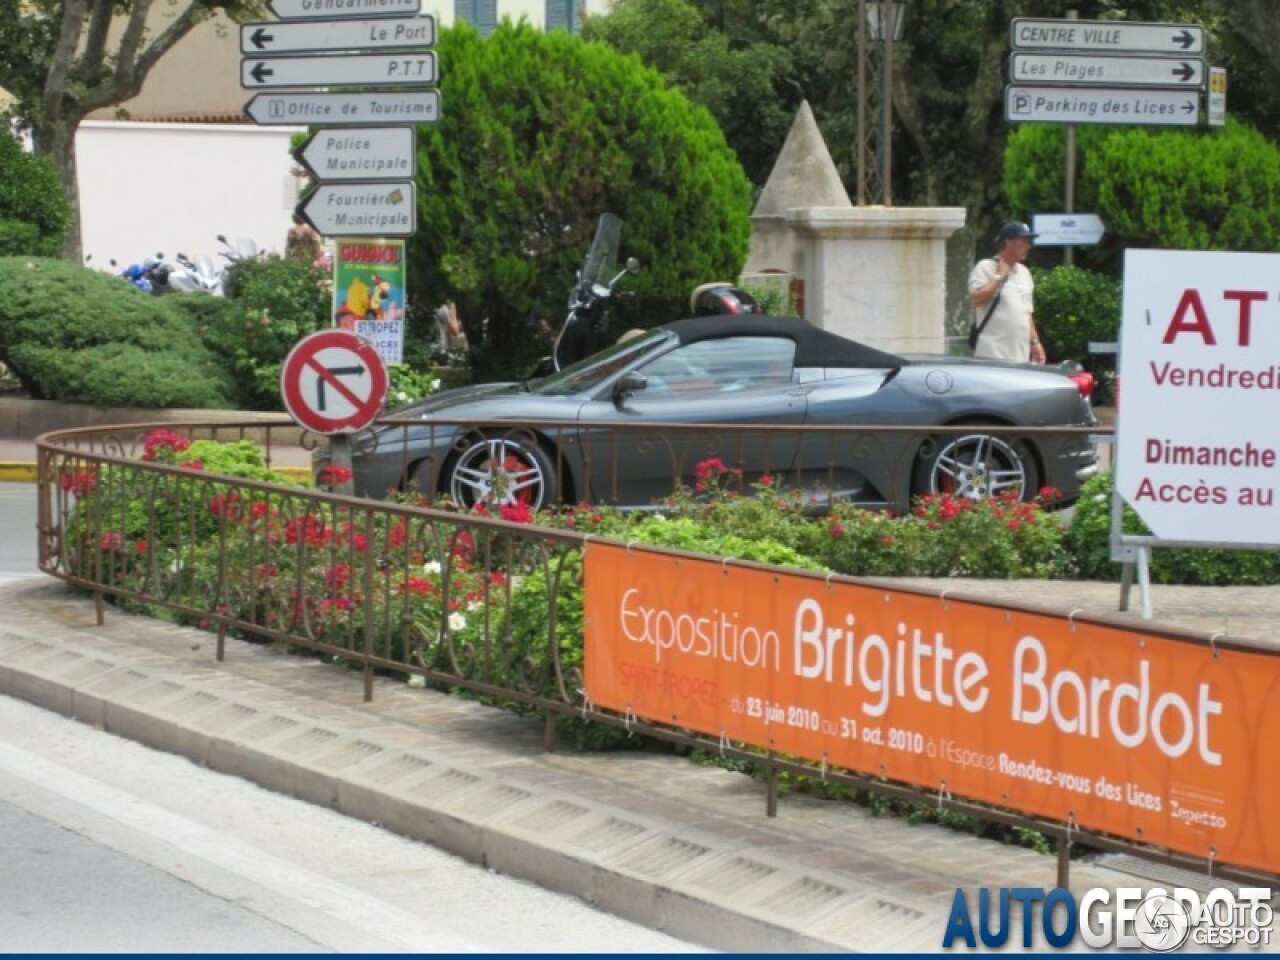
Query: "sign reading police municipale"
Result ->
[[1117, 250, 1280, 545]]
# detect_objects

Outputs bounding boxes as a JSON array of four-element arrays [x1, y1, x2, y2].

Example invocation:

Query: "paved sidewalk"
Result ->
[[2, 575, 1276, 953]]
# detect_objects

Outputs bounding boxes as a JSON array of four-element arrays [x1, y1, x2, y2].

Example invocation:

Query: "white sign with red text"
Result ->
[[1117, 250, 1280, 545]]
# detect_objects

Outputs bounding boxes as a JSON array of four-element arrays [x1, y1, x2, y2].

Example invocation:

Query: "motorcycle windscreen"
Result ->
[[580, 213, 622, 286]]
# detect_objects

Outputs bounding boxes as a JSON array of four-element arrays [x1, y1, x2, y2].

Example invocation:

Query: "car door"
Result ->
[[575, 336, 806, 507]]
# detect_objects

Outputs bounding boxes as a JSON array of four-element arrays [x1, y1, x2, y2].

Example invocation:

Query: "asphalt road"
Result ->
[[0, 485, 705, 953], [0, 483, 37, 580]]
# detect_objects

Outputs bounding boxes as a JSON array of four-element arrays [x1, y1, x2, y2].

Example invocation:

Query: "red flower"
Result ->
[[59, 470, 97, 497], [209, 492, 241, 518], [317, 465, 353, 486], [181, 460, 205, 471], [325, 564, 352, 590], [880, 535, 894, 546], [142, 429, 191, 462], [499, 502, 534, 524], [759, 473, 775, 488], [100, 531, 123, 552], [830, 519, 846, 538]]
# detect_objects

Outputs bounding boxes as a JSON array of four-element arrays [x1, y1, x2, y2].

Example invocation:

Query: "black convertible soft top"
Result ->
[[661, 315, 908, 370]]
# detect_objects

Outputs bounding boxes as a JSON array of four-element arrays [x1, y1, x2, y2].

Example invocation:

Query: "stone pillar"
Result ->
[[787, 206, 966, 354]]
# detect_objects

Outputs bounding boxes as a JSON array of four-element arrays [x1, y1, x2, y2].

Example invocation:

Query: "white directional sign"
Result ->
[[1011, 18, 1204, 55], [240, 52, 436, 89], [1010, 53, 1204, 88], [240, 16, 434, 55], [243, 89, 440, 126], [296, 181, 417, 237], [294, 126, 415, 181], [1005, 85, 1199, 126], [268, 0, 420, 20], [1031, 213, 1106, 247]]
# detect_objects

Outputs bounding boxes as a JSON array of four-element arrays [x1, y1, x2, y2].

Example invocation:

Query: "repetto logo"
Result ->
[[942, 886, 1273, 951]]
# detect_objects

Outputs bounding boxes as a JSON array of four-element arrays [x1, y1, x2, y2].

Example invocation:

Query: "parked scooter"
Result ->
[[171, 252, 223, 295], [216, 234, 262, 297], [551, 213, 640, 371]]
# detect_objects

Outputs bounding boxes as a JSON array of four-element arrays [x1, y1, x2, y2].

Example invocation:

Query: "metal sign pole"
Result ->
[[1063, 10, 1078, 268]]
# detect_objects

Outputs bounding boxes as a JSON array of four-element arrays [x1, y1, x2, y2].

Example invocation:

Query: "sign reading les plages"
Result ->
[[583, 543, 1280, 875]]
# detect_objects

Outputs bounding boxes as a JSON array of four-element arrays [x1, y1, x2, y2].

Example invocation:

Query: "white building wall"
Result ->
[[77, 121, 304, 272]]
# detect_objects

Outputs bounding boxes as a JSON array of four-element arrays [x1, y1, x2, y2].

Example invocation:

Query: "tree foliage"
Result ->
[[408, 21, 753, 380], [0, 133, 70, 256], [1005, 119, 1280, 272], [580, 0, 798, 189], [0, 0, 264, 260]]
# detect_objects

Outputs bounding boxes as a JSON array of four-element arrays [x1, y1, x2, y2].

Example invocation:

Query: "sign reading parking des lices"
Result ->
[[583, 542, 1280, 875], [1117, 250, 1280, 545]]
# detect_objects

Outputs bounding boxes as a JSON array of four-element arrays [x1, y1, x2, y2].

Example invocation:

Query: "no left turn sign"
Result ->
[[281, 329, 388, 435]]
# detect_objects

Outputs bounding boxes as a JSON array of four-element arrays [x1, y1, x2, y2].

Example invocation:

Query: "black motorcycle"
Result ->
[[551, 213, 640, 371]]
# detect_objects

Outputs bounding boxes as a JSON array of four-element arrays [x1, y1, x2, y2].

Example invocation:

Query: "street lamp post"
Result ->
[[856, 1, 905, 206]]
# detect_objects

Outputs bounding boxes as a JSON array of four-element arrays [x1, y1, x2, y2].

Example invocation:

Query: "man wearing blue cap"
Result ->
[[967, 221, 1045, 365]]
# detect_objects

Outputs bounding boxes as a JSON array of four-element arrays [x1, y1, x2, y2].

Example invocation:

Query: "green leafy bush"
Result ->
[[410, 21, 753, 380], [1066, 470, 1280, 585], [1005, 120, 1280, 274], [1031, 265, 1121, 405], [0, 257, 235, 407], [186, 254, 330, 410], [0, 133, 69, 256]]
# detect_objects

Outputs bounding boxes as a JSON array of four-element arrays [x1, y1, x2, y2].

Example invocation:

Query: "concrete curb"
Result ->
[[0, 591, 948, 953]]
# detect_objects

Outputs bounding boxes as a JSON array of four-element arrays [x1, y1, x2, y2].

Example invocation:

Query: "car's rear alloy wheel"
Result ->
[[447, 435, 556, 510], [914, 433, 1034, 502]]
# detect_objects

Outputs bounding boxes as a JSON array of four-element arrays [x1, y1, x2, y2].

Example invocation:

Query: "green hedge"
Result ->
[[0, 257, 235, 408]]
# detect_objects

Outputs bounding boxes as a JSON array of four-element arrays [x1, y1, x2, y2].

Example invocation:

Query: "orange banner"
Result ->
[[583, 542, 1280, 875]]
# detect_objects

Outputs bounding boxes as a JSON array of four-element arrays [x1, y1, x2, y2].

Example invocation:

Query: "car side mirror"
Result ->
[[614, 371, 648, 402]]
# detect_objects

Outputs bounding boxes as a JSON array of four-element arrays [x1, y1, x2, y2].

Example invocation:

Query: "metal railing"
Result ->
[[37, 416, 1274, 886]]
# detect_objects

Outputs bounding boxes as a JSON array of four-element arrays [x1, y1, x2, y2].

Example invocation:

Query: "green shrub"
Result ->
[[1066, 470, 1280, 585], [1031, 265, 1121, 405], [0, 133, 69, 256], [1005, 120, 1280, 274], [190, 254, 330, 410], [0, 257, 236, 407], [410, 21, 753, 380]]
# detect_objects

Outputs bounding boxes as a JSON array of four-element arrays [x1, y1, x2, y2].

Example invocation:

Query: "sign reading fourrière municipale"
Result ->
[[1116, 250, 1280, 545]]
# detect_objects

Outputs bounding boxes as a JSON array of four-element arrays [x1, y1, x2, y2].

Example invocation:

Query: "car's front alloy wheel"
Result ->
[[447, 435, 556, 510], [914, 433, 1034, 502]]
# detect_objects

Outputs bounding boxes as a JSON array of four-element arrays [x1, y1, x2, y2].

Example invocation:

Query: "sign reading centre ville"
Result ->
[[1116, 249, 1280, 546], [583, 543, 1280, 875], [1010, 18, 1204, 55]]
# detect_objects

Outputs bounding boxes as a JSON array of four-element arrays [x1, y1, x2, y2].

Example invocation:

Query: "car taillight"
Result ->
[[1069, 370, 1095, 399]]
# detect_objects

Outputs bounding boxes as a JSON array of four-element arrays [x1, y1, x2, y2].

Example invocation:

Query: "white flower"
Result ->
[[448, 611, 467, 633], [466, 600, 483, 613], [423, 560, 442, 575], [652, 513, 666, 522]]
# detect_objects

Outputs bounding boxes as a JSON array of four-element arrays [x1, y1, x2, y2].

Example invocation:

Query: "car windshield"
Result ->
[[533, 330, 669, 396]]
